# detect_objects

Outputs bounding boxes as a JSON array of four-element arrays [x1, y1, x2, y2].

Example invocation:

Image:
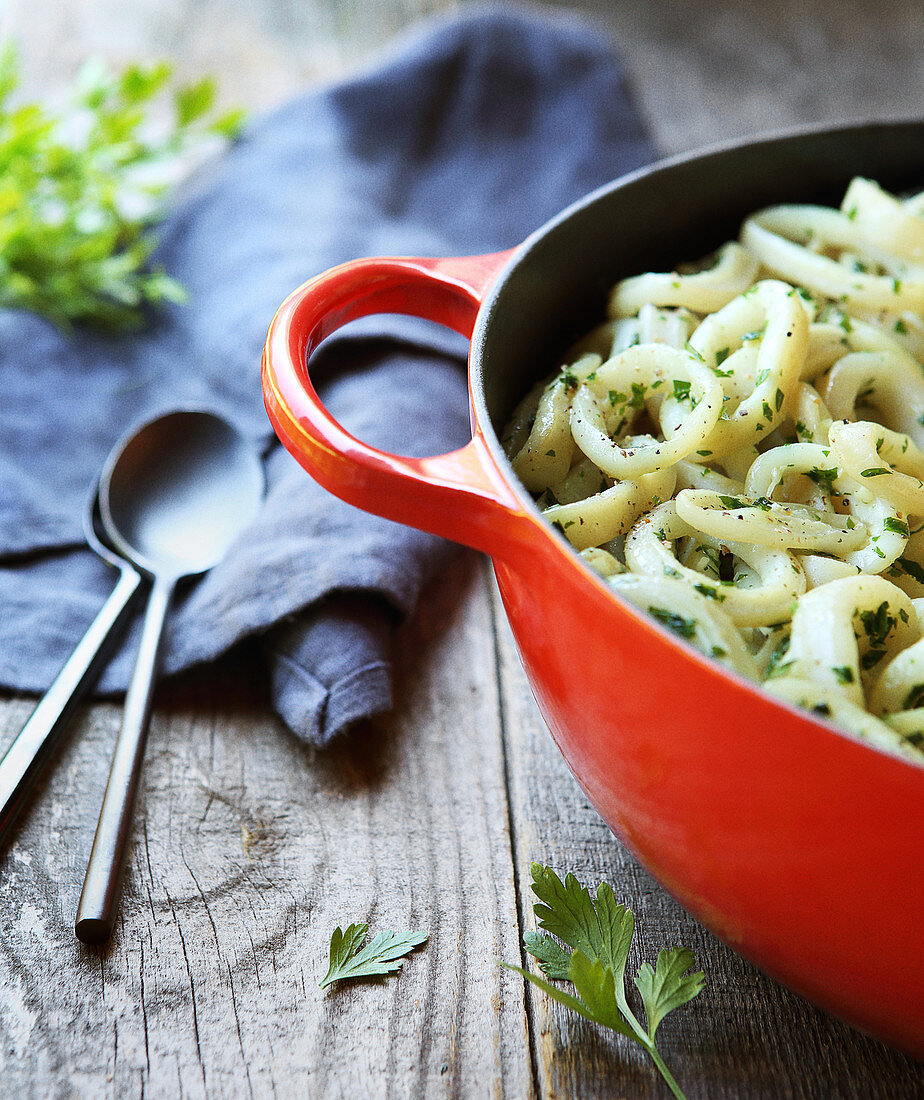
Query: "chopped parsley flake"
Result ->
[[806, 466, 839, 494], [858, 601, 895, 647], [860, 648, 887, 671], [649, 607, 697, 638], [883, 517, 910, 538], [903, 684, 924, 710], [693, 583, 725, 601], [893, 557, 924, 585], [672, 378, 692, 402]]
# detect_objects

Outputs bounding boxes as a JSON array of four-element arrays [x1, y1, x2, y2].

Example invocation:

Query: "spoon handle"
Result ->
[[75, 573, 176, 945], [0, 564, 144, 850]]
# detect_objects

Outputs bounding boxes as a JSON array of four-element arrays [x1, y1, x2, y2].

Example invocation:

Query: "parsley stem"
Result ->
[[645, 1042, 688, 1100]]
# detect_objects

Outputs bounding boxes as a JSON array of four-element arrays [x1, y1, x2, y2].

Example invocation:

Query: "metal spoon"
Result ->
[[0, 479, 145, 851], [75, 409, 264, 945]]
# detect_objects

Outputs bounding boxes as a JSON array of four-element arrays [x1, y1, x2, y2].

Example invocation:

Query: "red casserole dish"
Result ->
[[262, 121, 924, 1055]]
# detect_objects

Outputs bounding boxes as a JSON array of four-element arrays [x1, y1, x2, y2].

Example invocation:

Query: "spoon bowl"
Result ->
[[101, 410, 264, 578]]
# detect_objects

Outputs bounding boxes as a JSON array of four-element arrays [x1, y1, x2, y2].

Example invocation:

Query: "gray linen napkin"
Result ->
[[0, 6, 654, 744]]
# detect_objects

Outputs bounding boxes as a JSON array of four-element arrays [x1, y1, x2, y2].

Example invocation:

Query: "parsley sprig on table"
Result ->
[[504, 863, 704, 1100], [0, 44, 244, 331], [320, 923, 428, 989]]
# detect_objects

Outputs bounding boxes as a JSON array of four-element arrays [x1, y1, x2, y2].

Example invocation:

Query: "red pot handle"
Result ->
[[262, 250, 535, 558]]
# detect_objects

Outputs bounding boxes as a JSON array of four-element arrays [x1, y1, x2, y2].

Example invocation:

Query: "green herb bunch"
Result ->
[[0, 44, 244, 331], [505, 863, 705, 1099]]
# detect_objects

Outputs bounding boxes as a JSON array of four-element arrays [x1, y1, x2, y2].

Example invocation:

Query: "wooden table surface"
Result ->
[[2, 2, 923, 1097]]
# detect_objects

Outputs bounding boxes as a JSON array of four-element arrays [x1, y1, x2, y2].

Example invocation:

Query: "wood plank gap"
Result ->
[[483, 558, 543, 1100]]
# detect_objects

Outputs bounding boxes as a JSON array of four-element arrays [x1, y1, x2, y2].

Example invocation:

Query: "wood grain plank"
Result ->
[[0, 557, 533, 1098]]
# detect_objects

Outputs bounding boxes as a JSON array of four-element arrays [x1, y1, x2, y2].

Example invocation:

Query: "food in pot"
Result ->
[[502, 177, 924, 762]]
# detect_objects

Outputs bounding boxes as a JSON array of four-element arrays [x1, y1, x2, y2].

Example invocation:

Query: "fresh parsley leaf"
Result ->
[[635, 947, 705, 1041], [693, 584, 724, 601], [504, 864, 704, 1099], [529, 862, 635, 975], [320, 923, 427, 989], [523, 930, 573, 980], [629, 381, 648, 408], [858, 600, 895, 647], [568, 949, 638, 1038], [506, 956, 606, 1025]]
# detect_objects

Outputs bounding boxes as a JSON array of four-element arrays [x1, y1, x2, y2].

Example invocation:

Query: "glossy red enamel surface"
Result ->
[[262, 252, 528, 559], [262, 126, 924, 1055]]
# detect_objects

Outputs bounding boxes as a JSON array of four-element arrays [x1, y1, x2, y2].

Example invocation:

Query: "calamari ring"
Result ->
[[675, 488, 867, 554], [607, 241, 760, 318], [624, 501, 805, 628], [606, 572, 759, 679], [868, 636, 924, 716], [744, 441, 908, 574], [763, 676, 920, 761], [511, 354, 599, 491], [775, 574, 917, 706], [687, 280, 808, 457], [742, 205, 924, 312], [543, 465, 677, 552], [817, 350, 924, 449], [828, 421, 924, 516], [802, 314, 920, 381], [569, 344, 723, 480], [842, 177, 924, 263]]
